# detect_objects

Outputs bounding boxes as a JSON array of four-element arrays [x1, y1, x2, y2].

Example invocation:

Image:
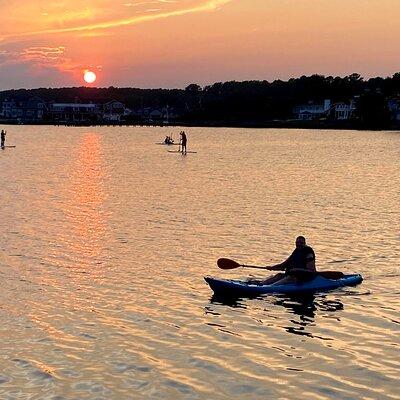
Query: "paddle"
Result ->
[[217, 258, 344, 279], [217, 258, 270, 270]]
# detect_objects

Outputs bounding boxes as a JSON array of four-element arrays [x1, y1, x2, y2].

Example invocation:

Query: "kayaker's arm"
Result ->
[[305, 251, 316, 272], [306, 258, 316, 272], [266, 257, 291, 271]]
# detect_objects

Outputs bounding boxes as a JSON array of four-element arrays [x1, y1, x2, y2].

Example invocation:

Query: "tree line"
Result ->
[[1, 73, 399, 128]]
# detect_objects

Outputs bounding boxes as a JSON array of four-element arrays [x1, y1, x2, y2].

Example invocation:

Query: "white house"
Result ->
[[102, 100, 127, 122], [332, 100, 356, 120], [294, 99, 357, 120], [293, 100, 331, 120]]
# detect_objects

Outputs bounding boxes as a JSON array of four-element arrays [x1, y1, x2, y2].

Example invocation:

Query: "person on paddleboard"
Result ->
[[180, 131, 187, 154], [1, 129, 6, 148], [261, 236, 316, 284]]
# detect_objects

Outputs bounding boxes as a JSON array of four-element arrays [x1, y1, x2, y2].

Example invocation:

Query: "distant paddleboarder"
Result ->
[[1, 129, 6, 148], [180, 131, 187, 154]]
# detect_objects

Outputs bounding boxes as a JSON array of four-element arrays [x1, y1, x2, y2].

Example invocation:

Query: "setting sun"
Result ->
[[83, 70, 96, 84]]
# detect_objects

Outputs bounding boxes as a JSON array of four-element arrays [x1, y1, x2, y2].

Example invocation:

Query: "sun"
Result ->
[[84, 70, 96, 84]]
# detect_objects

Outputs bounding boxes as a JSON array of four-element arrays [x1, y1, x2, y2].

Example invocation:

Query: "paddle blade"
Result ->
[[217, 258, 241, 270]]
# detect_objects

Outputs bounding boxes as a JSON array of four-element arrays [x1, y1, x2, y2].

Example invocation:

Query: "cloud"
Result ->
[[0, 45, 94, 82], [20, 46, 67, 62], [0, 0, 232, 89], [0, 0, 232, 40]]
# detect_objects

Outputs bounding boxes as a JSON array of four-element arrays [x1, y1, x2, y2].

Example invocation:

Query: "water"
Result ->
[[0, 126, 399, 399]]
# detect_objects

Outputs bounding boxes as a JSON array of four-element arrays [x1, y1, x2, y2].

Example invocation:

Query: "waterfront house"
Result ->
[[293, 100, 331, 120], [49, 101, 100, 124], [21, 97, 47, 122], [388, 99, 400, 121], [293, 99, 357, 120], [331, 100, 356, 120], [0, 98, 23, 120], [0, 97, 46, 122], [102, 100, 127, 122]]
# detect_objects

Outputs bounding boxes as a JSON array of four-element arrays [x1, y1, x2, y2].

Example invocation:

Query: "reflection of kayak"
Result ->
[[204, 274, 363, 296]]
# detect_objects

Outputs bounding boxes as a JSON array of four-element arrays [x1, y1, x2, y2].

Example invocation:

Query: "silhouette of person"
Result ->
[[260, 236, 317, 285], [180, 131, 187, 154], [1, 130, 6, 148], [164, 135, 174, 144]]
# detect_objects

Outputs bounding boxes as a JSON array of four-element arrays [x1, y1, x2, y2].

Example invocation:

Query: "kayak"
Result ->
[[204, 274, 363, 296]]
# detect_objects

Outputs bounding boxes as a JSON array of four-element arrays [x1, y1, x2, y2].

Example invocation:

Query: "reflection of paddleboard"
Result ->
[[1, 145, 16, 148], [168, 150, 197, 154]]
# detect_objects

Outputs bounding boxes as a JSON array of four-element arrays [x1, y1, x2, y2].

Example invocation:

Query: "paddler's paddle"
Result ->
[[217, 258, 344, 279], [217, 258, 270, 270]]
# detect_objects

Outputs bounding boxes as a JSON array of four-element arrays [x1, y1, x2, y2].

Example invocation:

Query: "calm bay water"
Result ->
[[0, 126, 399, 399]]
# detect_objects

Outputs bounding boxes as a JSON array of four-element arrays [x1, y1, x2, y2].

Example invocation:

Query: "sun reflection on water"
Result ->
[[66, 132, 108, 263]]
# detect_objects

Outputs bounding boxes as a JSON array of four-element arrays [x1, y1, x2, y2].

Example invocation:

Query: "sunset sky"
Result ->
[[0, 0, 399, 90]]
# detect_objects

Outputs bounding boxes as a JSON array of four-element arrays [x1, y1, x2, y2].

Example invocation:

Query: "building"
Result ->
[[0, 97, 46, 122], [102, 100, 128, 122], [293, 100, 331, 120], [0, 99, 23, 120], [293, 99, 357, 120], [49, 102, 100, 123], [21, 97, 47, 122], [331, 100, 356, 120], [388, 99, 400, 121]]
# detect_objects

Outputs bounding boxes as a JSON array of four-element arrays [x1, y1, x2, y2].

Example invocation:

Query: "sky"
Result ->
[[0, 0, 399, 90]]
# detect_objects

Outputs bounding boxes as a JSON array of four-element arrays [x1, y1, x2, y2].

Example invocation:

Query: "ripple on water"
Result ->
[[0, 127, 399, 399]]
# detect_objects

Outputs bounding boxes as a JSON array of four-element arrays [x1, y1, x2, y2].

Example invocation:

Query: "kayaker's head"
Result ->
[[295, 236, 306, 249]]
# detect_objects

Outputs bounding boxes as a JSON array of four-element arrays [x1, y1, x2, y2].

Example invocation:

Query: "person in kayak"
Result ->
[[261, 236, 317, 285]]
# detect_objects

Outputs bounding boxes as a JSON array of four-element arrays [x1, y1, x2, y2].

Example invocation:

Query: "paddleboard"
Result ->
[[155, 142, 179, 145], [168, 150, 197, 154], [1, 145, 16, 148]]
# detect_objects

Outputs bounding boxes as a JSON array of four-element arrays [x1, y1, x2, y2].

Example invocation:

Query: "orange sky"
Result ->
[[0, 0, 399, 89]]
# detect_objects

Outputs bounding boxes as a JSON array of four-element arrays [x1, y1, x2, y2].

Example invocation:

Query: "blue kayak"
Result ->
[[204, 274, 363, 296]]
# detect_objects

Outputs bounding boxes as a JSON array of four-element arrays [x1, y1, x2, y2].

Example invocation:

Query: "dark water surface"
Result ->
[[0, 126, 399, 399]]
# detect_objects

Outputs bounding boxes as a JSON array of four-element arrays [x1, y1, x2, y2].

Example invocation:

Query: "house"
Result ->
[[148, 109, 162, 122], [0, 98, 23, 120], [293, 100, 331, 120], [49, 101, 100, 123], [21, 97, 47, 122], [331, 100, 356, 120], [102, 100, 127, 122], [294, 99, 357, 120], [0, 97, 46, 122], [388, 99, 400, 121]]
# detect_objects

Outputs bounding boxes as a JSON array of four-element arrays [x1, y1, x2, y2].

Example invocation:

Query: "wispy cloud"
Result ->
[[0, 0, 232, 40], [0, 45, 94, 79], [20, 46, 67, 62]]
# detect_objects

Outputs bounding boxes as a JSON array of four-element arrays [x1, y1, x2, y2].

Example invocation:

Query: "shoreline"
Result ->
[[1, 119, 399, 131]]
